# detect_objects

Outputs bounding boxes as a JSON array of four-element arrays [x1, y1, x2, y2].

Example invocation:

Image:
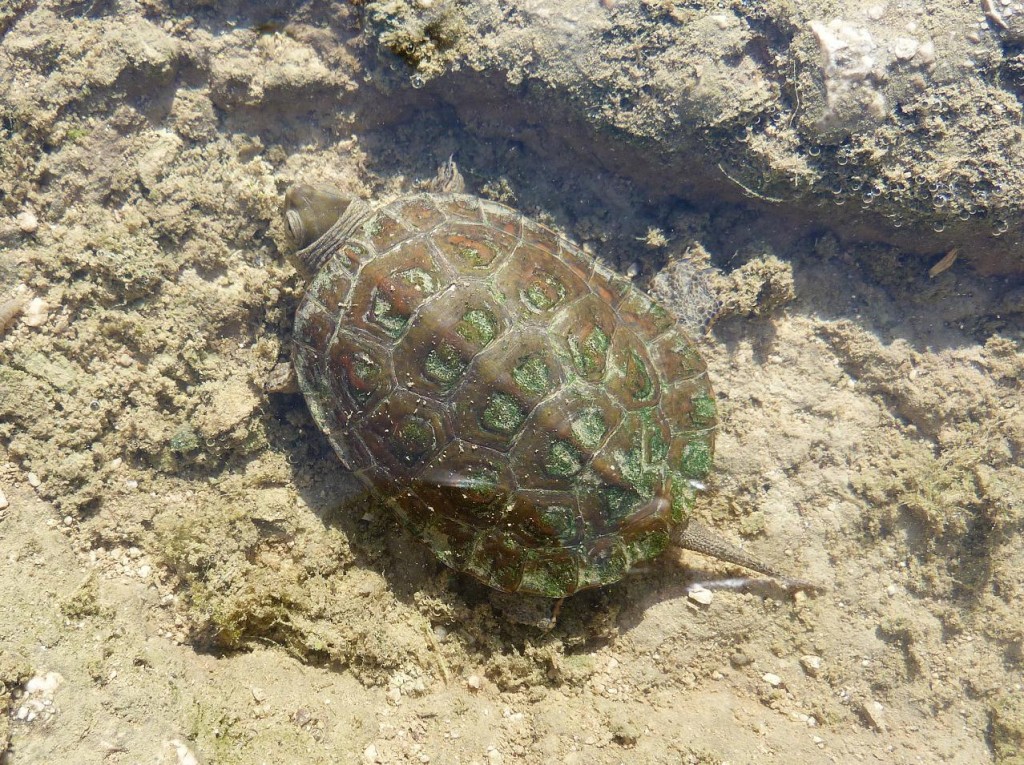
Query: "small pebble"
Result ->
[[0, 488, 8, 510], [762, 672, 783, 687], [62, 516, 73, 526], [858, 699, 888, 731], [729, 652, 752, 668], [22, 297, 49, 327], [362, 743, 379, 764], [466, 674, 482, 691], [16, 210, 38, 233], [687, 586, 714, 605], [27, 472, 41, 488], [800, 655, 823, 677]]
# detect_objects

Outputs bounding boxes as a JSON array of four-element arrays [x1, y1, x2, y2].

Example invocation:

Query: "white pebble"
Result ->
[[138, 564, 152, 578], [22, 297, 49, 327], [687, 586, 714, 605], [466, 674, 482, 690], [363, 743, 379, 764], [762, 672, 783, 687], [16, 210, 38, 233], [0, 488, 8, 510], [27, 472, 41, 488]]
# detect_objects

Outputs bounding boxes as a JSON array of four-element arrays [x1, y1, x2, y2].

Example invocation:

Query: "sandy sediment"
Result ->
[[1, 2, 1022, 763]]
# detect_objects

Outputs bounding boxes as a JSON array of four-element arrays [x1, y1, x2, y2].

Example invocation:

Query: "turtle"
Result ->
[[283, 162, 808, 598]]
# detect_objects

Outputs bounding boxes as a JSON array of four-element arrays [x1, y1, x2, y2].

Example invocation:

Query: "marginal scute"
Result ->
[[393, 194, 445, 232], [292, 191, 718, 596], [366, 212, 412, 252]]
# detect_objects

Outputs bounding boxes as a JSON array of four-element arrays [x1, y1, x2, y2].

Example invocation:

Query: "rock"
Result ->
[[687, 586, 714, 606], [800, 655, 823, 677], [858, 699, 888, 732], [21, 297, 49, 328], [16, 210, 38, 233], [762, 672, 783, 687]]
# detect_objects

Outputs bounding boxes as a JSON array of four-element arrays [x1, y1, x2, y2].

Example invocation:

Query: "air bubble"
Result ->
[[992, 219, 1009, 237], [808, 146, 821, 157], [932, 221, 945, 233], [410, 74, 425, 89]]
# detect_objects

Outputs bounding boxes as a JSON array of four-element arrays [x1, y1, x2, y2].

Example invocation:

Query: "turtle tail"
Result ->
[[672, 520, 822, 592]]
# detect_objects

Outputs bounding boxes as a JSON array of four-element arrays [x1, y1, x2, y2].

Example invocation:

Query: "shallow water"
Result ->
[[1, 2, 1022, 764]]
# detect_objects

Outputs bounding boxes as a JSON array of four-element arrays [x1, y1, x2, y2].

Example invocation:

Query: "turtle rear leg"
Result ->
[[430, 156, 466, 194], [673, 520, 822, 593]]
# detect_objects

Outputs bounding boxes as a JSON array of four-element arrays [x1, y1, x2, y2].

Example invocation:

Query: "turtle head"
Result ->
[[284, 184, 352, 249]]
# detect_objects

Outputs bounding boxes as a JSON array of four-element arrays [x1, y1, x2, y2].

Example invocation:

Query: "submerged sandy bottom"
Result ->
[[1, 3, 1022, 764]]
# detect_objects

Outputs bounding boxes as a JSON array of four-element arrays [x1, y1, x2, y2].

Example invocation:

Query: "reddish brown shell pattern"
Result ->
[[293, 193, 717, 597]]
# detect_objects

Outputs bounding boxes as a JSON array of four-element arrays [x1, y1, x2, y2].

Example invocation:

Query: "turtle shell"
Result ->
[[293, 193, 717, 597]]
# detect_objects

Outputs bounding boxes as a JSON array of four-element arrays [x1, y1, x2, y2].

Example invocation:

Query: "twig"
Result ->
[[717, 163, 789, 204]]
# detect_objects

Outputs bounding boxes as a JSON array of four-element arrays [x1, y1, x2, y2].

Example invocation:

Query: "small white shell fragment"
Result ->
[[762, 672, 783, 687], [16, 210, 38, 233], [687, 586, 714, 605], [27, 472, 41, 488], [22, 297, 49, 327]]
